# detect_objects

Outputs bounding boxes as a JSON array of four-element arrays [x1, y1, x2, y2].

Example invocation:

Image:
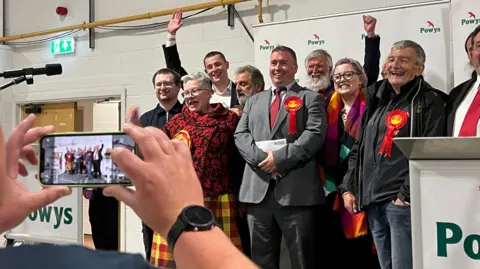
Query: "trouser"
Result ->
[[142, 222, 154, 261], [93, 160, 101, 178], [88, 188, 119, 251], [366, 201, 412, 269], [246, 181, 321, 269]]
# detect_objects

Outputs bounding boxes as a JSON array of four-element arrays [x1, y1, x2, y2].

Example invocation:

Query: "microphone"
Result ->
[[0, 64, 63, 78]]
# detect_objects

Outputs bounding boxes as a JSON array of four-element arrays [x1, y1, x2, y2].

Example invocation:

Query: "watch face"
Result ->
[[184, 206, 214, 226]]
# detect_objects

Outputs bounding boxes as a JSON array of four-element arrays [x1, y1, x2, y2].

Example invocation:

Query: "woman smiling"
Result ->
[[149, 72, 243, 268], [320, 58, 379, 268]]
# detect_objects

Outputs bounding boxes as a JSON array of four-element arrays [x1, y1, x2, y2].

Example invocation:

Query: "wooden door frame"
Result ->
[[12, 87, 129, 252]]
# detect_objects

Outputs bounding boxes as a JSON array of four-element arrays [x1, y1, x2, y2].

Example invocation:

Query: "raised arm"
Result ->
[[163, 10, 188, 77], [362, 15, 381, 86]]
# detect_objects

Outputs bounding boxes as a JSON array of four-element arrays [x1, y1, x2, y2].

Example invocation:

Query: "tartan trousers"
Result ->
[[149, 193, 242, 268]]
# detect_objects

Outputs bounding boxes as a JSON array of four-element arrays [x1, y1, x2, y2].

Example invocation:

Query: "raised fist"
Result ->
[[363, 15, 377, 37]]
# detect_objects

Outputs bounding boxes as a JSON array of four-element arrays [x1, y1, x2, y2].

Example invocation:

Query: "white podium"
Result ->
[[394, 137, 480, 269]]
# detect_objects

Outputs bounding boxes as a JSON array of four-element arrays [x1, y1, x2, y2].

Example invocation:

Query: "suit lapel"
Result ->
[[270, 83, 302, 137]]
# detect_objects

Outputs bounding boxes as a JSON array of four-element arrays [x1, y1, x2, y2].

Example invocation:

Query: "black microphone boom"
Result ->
[[0, 64, 62, 78]]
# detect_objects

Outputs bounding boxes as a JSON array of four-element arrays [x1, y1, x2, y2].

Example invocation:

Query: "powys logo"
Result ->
[[437, 222, 480, 260], [260, 40, 274, 51], [307, 34, 325, 46], [461, 12, 480, 26], [420, 21, 441, 34], [28, 205, 73, 230]]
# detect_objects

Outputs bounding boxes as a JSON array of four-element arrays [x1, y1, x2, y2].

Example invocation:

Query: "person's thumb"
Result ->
[[103, 186, 135, 207], [352, 199, 358, 213], [27, 187, 72, 212]]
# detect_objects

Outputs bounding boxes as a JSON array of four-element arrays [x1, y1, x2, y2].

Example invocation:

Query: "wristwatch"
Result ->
[[167, 205, 217, 252]]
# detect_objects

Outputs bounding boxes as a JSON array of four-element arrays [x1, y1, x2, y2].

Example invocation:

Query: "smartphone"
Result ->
[[39, 132, 136, 187]]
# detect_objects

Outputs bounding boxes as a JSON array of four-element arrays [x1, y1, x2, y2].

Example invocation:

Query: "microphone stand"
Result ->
[[0, 73, 34, 90]]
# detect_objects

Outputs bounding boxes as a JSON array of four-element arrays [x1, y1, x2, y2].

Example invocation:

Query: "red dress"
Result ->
[[150, 104, 243, 268]]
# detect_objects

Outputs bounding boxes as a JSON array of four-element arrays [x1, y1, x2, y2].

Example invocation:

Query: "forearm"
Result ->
[[235, 135, 268, 165], [174, 227, 258, 269]]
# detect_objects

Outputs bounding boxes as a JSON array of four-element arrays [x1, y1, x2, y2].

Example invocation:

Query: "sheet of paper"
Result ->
[[255, 139, 287, 151]]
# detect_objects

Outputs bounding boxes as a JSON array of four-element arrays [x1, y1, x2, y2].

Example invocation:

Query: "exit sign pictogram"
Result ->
[[50, 38, 75, 55]]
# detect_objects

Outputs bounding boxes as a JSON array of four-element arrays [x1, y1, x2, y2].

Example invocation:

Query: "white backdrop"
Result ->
[[451, 0, 479, 85], [253, 1, 452, 93]]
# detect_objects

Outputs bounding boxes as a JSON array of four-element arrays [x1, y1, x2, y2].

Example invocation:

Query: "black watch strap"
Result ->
[[166, 217, 187, 253], [166, 205, 216, 253]]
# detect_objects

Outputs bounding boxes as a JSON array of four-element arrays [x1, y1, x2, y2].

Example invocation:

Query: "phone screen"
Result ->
[[39, 132, 135, 186]]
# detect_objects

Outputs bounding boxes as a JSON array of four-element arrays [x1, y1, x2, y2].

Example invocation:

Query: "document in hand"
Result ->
[[255, 139, 287, 151]]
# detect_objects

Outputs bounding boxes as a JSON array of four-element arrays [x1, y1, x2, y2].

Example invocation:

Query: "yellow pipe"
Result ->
[[258, 0, 263, 23], [0, 0, 251, 42]]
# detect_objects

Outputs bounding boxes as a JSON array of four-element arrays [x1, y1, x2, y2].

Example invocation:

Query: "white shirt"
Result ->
[[271, 80, 296, 105], [210, 80, 233, 108], [453, 75, 480, 137]]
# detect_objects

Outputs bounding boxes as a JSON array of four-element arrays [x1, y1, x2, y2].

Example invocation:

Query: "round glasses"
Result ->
[[332, 71, 360, 82]]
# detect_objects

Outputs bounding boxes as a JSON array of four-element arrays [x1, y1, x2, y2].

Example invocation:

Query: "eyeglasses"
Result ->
[[155, 81, 175, 88], [182, 88, 209, 98], [332, 71, 360, 82]]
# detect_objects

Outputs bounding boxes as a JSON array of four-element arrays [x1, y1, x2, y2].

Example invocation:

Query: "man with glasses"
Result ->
[[128, 68, 183, 261]]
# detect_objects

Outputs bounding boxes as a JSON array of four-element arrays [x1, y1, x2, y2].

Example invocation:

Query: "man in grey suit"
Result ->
[[234, 45, 327, 269]]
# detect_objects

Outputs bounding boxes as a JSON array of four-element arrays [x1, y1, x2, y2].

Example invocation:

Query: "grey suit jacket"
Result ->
[[234, 82, 327, 206]]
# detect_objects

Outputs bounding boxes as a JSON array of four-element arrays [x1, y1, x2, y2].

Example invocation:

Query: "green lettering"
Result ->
[[464, 234, 480, 260], [28, 211, 37, 221], [53, 207, 64, 229], [63, 208, 73, 225], [38, 206, 52, 223], [437, 222, 462, 257]]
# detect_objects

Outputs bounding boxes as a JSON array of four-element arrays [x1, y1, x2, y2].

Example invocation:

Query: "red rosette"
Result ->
[[378, 109, 409, 158], [283, 96, 303, 134], [173, 130, 191, 149]]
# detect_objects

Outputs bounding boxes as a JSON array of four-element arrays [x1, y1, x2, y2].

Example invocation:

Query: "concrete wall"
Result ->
[[1, 0, 446, 136]]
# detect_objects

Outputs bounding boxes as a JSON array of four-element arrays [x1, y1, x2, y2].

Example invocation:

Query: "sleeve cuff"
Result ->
[[166, 32, 176, 47]]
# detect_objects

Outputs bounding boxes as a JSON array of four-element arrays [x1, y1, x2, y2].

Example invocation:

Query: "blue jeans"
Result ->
[[86, 162, 92, 177], [366, 201, 412, 269]]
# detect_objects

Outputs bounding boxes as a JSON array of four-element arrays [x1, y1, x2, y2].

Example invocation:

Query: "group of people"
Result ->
[[62, 145, 104, 178], [78, 9, 480, 269]]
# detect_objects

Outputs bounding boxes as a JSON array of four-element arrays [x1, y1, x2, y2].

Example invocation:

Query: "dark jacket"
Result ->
[[446, 73, 478, 136], [162, 44, 239, 107], [339, 77, 447, 208], [0, 244, 154, 269]]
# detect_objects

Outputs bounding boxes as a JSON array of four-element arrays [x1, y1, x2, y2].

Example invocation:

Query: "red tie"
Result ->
[[459, 85, 480, 136], [270, 87, 285, 128]]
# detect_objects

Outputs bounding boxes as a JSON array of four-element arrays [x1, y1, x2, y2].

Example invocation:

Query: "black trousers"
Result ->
[[88, 189, 119, 251], [142, 222, 154, 261], [246, 182, 322, 269], [93, 160, 101, 178], [237, 211, 251, 258]]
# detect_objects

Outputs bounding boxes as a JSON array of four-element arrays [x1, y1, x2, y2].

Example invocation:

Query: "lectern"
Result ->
[[393, 137, 480, 269]]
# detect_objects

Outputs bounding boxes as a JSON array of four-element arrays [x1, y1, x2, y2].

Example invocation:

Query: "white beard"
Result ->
[[305, 75, 331, 93]]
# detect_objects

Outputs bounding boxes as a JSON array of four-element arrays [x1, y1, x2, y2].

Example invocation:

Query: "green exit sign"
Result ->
[[50, 38, 75, 55]]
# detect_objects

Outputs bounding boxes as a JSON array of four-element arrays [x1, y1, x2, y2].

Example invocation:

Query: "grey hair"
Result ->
[[304, 49, 333, 71], [391, 40, 426, 66], [181, 72, 212, 91], [334, 58, 368, 89], [235, 65, 265, 90]]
